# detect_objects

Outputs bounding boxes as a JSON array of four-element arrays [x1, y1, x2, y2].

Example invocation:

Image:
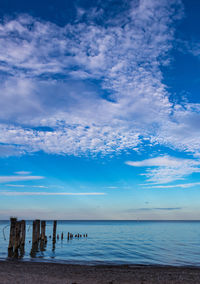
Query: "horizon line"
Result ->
[[1, 219, 200, 221]]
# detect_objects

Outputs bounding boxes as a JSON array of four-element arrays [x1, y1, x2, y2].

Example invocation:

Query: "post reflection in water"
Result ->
[[52, 241, 56, 252], [30, 242, 38, 258]]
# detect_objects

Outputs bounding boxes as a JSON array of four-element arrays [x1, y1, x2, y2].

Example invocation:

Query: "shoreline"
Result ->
[[1, 260, 200, 283], [1, 257, 200, 268]]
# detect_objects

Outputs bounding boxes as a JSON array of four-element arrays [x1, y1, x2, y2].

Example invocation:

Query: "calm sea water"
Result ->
[[1, 220, 200, 266]]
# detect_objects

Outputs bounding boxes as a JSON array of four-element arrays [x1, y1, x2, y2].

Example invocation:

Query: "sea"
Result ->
[[1, 220, 200, 266]]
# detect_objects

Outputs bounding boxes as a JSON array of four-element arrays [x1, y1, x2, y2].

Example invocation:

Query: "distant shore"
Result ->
[[1, 260, 200, 284]]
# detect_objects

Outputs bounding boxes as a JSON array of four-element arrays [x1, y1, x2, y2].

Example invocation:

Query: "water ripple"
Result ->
[[1, 220, 200, 266]]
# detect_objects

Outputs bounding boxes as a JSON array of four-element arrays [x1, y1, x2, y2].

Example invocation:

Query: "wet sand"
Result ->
[[1, 260, 200, 283]]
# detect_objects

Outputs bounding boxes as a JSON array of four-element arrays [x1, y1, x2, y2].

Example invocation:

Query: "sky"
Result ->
[[0, 0, 200, 220]]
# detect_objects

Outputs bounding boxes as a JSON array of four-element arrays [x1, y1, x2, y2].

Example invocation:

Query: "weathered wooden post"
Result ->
[[8, 218, 27, 258], [67, 232, 70, 240], [8, 217, 17, 257], [18, 221, 22, 247], [61, 232, 63, 240], [53, 220, 57, 243], [31, 220, 39, 257], [40, 221, 47, 252], [21, 220, 26, 245], [14, 221, 21, 258], [32, 220, 37, 244], [36, 219, 40, 242], [41, 221, 46, 241], [18, 220, 25, 257]]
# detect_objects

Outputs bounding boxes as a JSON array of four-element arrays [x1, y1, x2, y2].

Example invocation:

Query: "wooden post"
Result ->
[[31, 220, 39, 257], [8, 217, 17, 250], [32, 220, 37, 244], [67, 232, 70, 240], [40, 221, 47, 252], [61, 232, 63, 240], [41, 221, 46, 241], [53, 220, 57, 243], [8, 217, 17, 257], [18, 221, 22, 247], [21, 220, 26, 245], [36, 220, 40, 242], [14, 221, 20, 258]]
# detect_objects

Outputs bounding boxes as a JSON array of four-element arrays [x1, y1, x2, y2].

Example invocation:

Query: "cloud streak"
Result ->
[[143, 182, 200, 189], [15, 171, 31, 175], [6, 184, 48, 188], [126, 207, 182, 212], [0, 191, 106, 196], [0, 175, 44, 183]]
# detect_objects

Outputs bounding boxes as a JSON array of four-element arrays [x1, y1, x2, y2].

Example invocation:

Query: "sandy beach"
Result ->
[[0, 261, 200, 284]]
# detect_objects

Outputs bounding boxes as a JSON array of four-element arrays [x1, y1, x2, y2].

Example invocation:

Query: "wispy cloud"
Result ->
[[15, 171, 31, 175], [126, 156, 191, 167], [151, 103, 200, 158], [143, 182, 200, 189], [0, 145, 25, 157], [126, 156, 200, 183], [6, 184, 48, 188], [126, 207, 182, 212], [177, 38, 200, 59], [105, 186, 119, 189], [0, 175, 44, 183], [0, 191, 106, 196]]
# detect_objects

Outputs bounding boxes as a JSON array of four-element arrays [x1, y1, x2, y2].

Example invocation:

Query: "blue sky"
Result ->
[[0, 0, 200, 219]]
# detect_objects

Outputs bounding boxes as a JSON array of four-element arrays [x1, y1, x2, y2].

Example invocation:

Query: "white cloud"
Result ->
[[152, 104, 200, 157], [0, 0, 187, 157], [0, 175, 44, 183], [126, 156, 191, 167], [15, 171, 31, 175], [144, 182, 200, 189], [105, 186, 119, 189], [6, 184, 48, 188], [0, 191, 106, 196], [177, 38, 200, 58], [126, 155, 200, 183], [0, 144, 25, 157], [1, 0, 200, 187]]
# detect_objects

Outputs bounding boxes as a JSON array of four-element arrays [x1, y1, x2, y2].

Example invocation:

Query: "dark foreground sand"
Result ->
[[1, 261, 200, 284]]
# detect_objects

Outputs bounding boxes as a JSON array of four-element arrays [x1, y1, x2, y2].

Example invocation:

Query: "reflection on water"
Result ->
[[1, 220, 200, 266], [30, 239, 47, 257]]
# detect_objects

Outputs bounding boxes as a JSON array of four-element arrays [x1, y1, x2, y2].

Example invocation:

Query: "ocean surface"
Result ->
[[1, 220, 200, 266]]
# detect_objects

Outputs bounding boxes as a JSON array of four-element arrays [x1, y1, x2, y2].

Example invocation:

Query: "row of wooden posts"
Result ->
[[8, 218, 88, 258]]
